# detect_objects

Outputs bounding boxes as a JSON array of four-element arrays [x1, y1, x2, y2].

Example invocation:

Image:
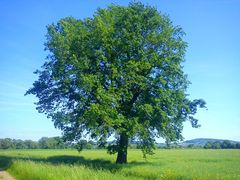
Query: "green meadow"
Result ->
[[0, 149, 239, 180]]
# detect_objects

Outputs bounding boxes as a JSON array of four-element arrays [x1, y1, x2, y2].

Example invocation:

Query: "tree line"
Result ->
[[1, 137, 239, 150], [0, 137, 95, 150], [203, 140, 240, 149], [159, 140, 240, 149]]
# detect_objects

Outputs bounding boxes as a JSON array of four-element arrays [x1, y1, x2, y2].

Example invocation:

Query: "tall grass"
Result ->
[[0, 149, 239, 179]]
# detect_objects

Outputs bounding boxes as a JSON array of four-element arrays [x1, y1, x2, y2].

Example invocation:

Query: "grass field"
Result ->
[[0, 149, 239, 179]]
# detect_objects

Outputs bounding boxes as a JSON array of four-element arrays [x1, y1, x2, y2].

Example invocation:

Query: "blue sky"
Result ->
[[0, 0, 239, 141]]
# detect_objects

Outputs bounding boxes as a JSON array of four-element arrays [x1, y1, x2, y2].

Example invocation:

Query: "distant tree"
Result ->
[[204, 142, 212, 149], [88, 140, 95, 146], [26, 2, 206, 163], [38, 137, 59, 149], [187, 144, 194, 148], [75, 140, 88, 151], [24, 140, 39, 149], [53, 136, 68, 148], [236, 143, 240, 149], [86, 140, 95, 149], [85, 142, 94, 149], [203, 140, 239, 149], [0, 138, 15, 149], [13, 139, 27, 149], [212, 142, 221, 149], [38, 136, 73, 149], [231, 143, 236, 149], [221, 140, 233, 149], [38, 137, 49, 149]]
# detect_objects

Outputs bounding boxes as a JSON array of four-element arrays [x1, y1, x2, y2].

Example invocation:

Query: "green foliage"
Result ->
[[38, 137, 59, 149], [26, 1, 206, 161], [0, 137, 84, 150], [0, 138, 15, 149], [75, 139, 95, 151], [204, 140, 240, 149]]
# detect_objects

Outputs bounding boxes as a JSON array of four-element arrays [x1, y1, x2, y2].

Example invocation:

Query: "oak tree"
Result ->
[[26, 2, 206, 164]]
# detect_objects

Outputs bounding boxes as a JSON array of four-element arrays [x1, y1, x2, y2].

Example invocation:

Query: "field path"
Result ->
[[0, 169, 15, 180]]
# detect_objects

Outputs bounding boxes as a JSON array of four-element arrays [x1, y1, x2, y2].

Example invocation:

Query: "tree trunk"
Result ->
[[116, 133, 128, 164]]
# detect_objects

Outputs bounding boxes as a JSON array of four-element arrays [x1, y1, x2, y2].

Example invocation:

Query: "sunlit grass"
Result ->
[[0, 149, 239, 179]]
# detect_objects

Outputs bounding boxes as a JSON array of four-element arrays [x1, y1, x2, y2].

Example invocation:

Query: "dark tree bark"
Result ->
[[116, 133, 128, 164]]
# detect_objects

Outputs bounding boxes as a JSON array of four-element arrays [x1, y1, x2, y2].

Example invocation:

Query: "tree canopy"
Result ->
[[26, 2, 206, 163]]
